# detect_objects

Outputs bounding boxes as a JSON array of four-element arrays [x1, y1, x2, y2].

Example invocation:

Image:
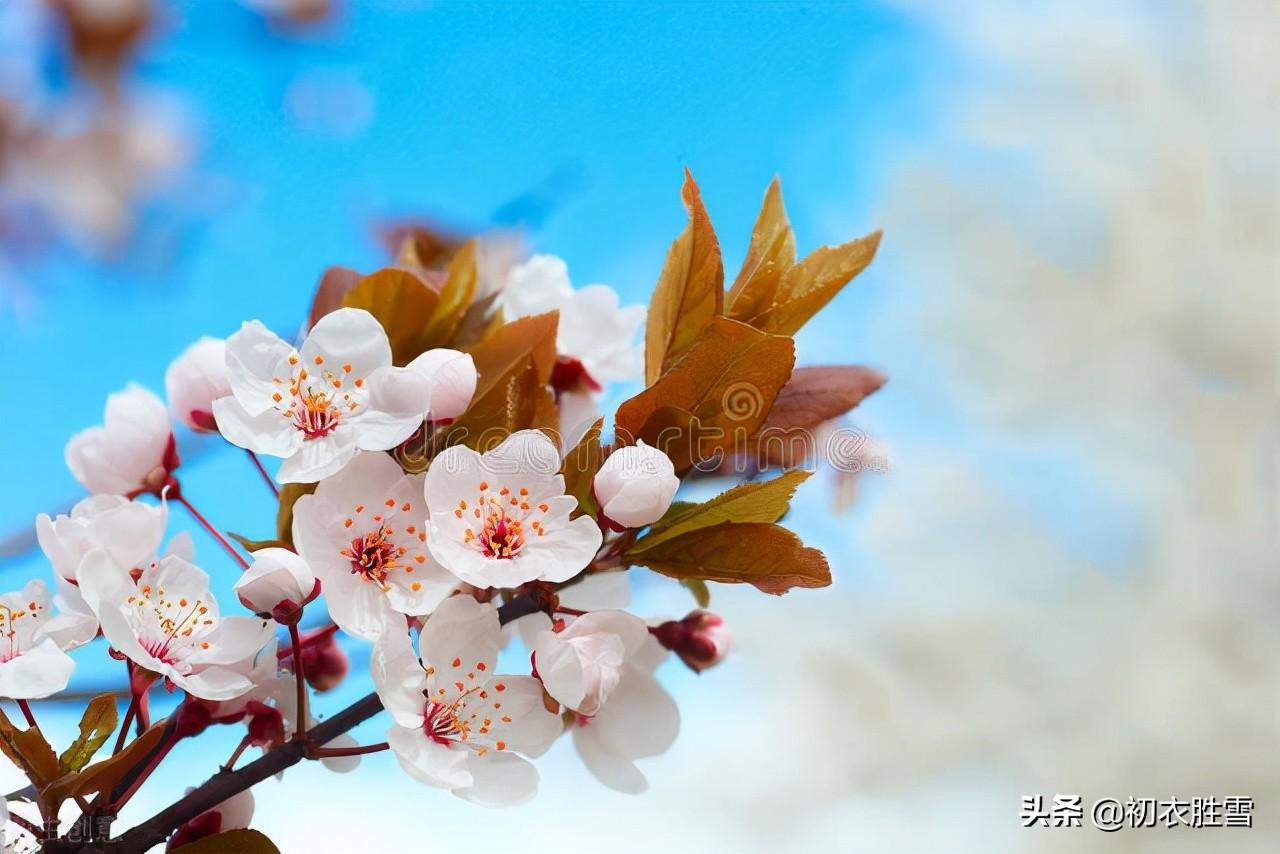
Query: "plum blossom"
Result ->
[[77, 550, 274, 700], [212, 308, 424, 483], [35, 495, 169, 650], [293, 451, 456, 640], [502, 255, 645, 444], [367, 348, 477, 426], [65, 385, 173, 496], [372, 595, 561, 805], [593, 441, 679, 529], [165, 337, 231, 432], [566, 626, 679, 794], [532, 610, 650, 716], [233, 548, 318, 621], [0, 580, 77, 700], [424, 430, 602, 590]]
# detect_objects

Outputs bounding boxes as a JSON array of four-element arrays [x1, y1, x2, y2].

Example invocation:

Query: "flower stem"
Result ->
[[307, 741, 389, 759], [277, 623, 338, 659], [177, 494, 250, 570], [288, 623, 309, 742], [15, 699, 37, 728], [245, 450, 280, 498], [110, 731, 177, 812], [114, 690, 141, 755], [8, 812, 43, 839], [223, 736, 252, 773]]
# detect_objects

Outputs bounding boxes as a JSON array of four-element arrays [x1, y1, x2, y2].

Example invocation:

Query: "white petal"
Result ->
[[276, 429, 359, 484], [387, 724, 473, 790], [0, 639, 75, 699], [408, 349, 476, 422], [189, 617, 273, 667], [589, 667, 679, 760], [301, 308, 392, 380], [515, 515, 602, 584], [420, 596, 499, 683], [371, 628, 428, 728], [573, 724, 649, 795], [224, 320, 295, 416], [366, 364, 432, 418], [350, 408, 423, 451], [173, 666, 254, 701], [212, 396, 301, 458], [456, 752, 539, 807]]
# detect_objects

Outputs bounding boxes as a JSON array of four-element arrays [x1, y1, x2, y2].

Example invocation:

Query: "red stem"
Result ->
[[556, 606, 588, 616], [278, 623, 339, 659], [114, 690, 140, 755], [177, 495, 250, 570], [288, 623, 309, 741], [110, 731, 177, 812], [223, 736, 251, 773], [245, 450, 280, 498], [7, 812, 44, 839], [307, 741, 389, 758], [15, 699, 37, 728]]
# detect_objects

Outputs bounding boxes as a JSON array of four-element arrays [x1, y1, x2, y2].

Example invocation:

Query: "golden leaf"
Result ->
[[757, 230, 882, 335], [421, 239, 478, 347], [560, 418, 604, 519], [644, 168, 724, 384], [276, 482, 317, 548], [340, 267, 440, 365], [630, 469, 812, 552], [726, 177, 796, 323], [627, 522, 831, 594], [617, 316, 794, 475], [58, 694, 118, 774], [0, 707, 59, 789]]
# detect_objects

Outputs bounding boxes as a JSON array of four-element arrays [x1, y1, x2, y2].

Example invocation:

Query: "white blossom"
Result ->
[[65, 385, 172, 496], [166, 337, 231, 432]]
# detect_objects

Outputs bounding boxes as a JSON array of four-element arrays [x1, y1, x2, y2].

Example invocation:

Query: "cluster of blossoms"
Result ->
[[1, 173, 881, 851]]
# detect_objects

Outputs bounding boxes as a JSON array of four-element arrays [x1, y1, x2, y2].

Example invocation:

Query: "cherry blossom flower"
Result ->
[[532, 609, 650, 716], [566, 626, 679, 794], [233, 548, 318, 622], [212, 308, 424, 483], [372, 595, 562, 805], [424, 430, 602, 589], [35, 495, 169, 650], [77, 550, 274, 701], [502, 255, 645, 445], [65, 384, 173, 496], [367, 348, 477, 426], [293, 451, 456, 640], [166, 337, 231, 432], [593, 441, 679, 529], [0, 580, 77, 700]]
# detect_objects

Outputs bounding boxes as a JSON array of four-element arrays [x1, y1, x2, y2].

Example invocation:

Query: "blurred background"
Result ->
[[1, 1, 1276, 851]]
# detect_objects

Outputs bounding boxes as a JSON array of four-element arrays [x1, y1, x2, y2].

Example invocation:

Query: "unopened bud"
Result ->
[[244, 700, 285, 747], [652, 610, 731, 673], [235, 548, 317, 623], [299, 630, 349, 692]]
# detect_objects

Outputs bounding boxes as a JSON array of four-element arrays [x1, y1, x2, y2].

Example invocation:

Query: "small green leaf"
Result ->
[[630, 469, 812, 553], [681, 578, 711, 608], [172, 829, 281, 853], [58, 694, 118, 774]]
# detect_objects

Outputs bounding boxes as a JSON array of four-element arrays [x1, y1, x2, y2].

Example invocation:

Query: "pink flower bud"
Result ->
[[245, 700, 286, 748], [65, 385, 173, 496], [234, 548, 316, 620], [652, 610, 732, 673], [165, 337, 232, 432], [299, 629, 349, 692], [593, 441, 679, 529]]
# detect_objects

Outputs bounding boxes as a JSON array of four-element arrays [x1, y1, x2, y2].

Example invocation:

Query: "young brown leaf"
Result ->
[[68, 721, 167, 799], [630, 469, 812, 552], [432, 312, 559, 451], [627, 522, 831, 594], [727, 177, 796, 323], [58, 694, 119, 774], [341, 267, 440, 365], [171, 829, 281, 853], [644, 168, 724, 384], [276, 482, 318, 548], [561, 418, 604, 518], [757, 230, 882, 335], [0, 708, 59, 789], [421, 239, 478, 347], [306, 265, 361, 332], [617, 316, 795, 475]]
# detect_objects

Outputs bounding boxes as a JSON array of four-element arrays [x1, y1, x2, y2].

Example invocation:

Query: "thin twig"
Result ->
[[176, 495, 250, 570], [245, 450, 280, 498]]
